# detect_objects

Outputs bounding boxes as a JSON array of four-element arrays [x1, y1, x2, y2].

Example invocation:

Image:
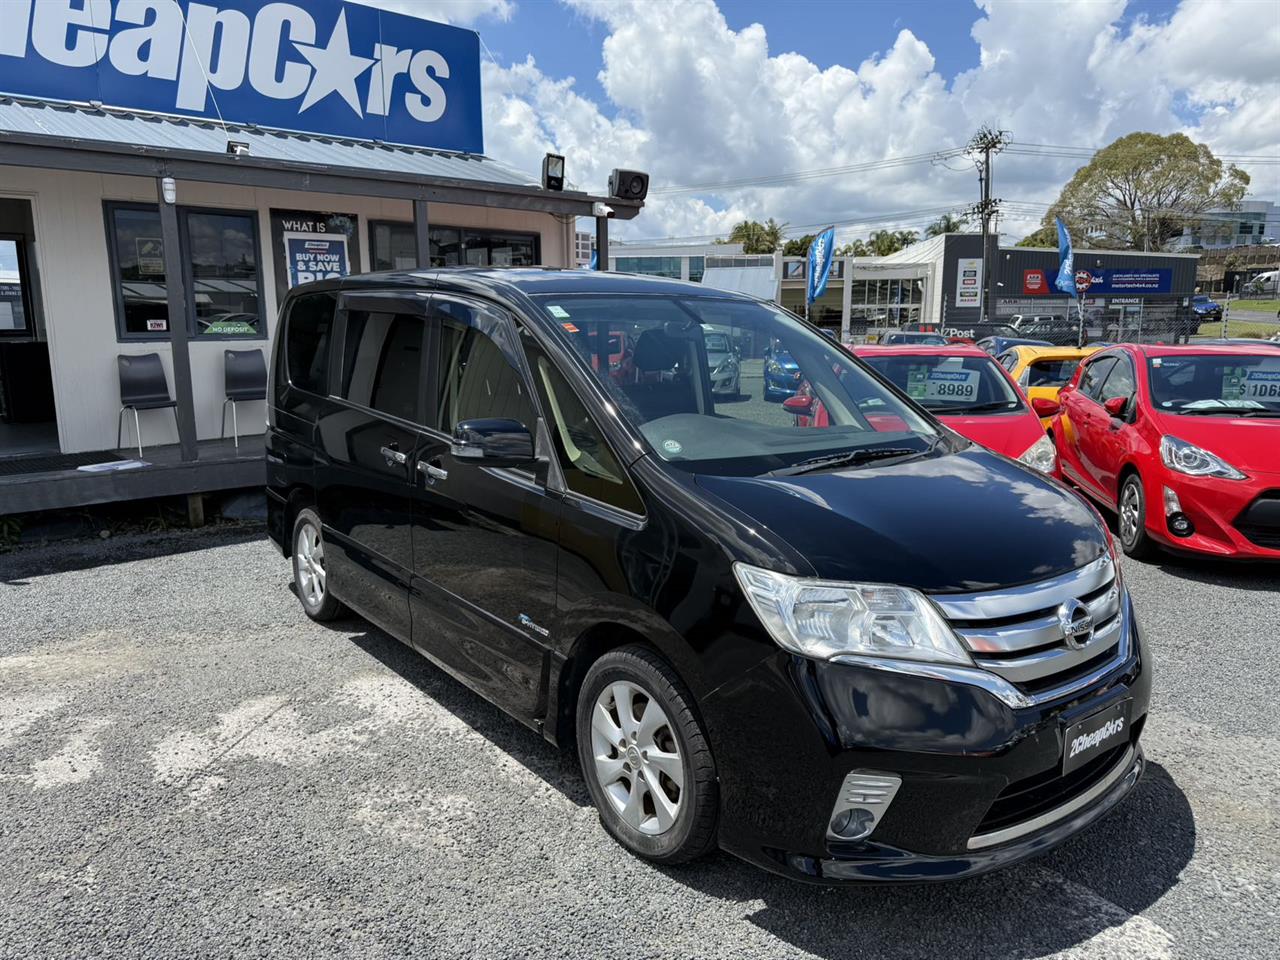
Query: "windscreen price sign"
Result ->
[[285, 233, 349, 287], [909, 368, 980, 402]]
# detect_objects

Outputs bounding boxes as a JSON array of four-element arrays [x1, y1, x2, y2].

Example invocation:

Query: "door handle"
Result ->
[[380, 445, 407, 467], [417, 460, 448, 483]]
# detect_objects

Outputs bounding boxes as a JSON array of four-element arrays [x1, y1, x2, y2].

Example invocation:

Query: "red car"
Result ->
[[1051, 344, 1280, 560], [849, 345, 1058, 473]]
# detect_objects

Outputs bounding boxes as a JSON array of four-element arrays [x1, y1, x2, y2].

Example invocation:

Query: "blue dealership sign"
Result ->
[[1075, 268, 1172, 295], [0, 0, 483, 153], [807, 226, 835, 305]]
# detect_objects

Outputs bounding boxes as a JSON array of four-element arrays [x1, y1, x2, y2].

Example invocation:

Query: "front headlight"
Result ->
[[733, 563, 973, 665], [1018, 433, 1057, 474], [1160, 435, 1246, 480]]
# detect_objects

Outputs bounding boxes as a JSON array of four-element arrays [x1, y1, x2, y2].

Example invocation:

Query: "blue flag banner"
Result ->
[[0, 0, 483, 153], [807, 227, 836, 304], [1054, 217, 1077, 298], [588, 249, 598, 271]]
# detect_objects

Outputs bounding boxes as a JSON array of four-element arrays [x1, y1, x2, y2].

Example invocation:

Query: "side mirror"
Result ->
[[1031, 397, 1061, 418], [451, 418, 536, 466], [782, 395, 815, 416], [1103, 396, 1128, 419]]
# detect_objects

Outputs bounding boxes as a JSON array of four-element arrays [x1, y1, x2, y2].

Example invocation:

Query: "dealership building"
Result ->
[[0, 0, 641, 515]]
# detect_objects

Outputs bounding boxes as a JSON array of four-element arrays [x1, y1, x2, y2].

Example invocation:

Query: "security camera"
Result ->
[[592, 202, 615, 218]]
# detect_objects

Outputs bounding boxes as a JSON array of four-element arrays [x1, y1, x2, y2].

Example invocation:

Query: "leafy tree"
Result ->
[[1016, 224, 1058, 247], [837, 239, 870, 257], [782, 234, 817, 257], [868, 229, 917, 256], [1040, 132, 1249, 251], [925, 213, 967, 237], [725, 217, 786, 254]]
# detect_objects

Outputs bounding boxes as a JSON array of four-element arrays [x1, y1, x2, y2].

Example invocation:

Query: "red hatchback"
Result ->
[[1052, 344, 1280, 560], [852, 345, 1058, 474]]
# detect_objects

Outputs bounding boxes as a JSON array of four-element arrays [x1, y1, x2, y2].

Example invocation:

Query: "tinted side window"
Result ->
[[1079, 356, 1118, 400], [283, 292, 336, 396], [522, 329, 643, 514], [341, 310, 425, 423], [1099, 357, 1136, 403], [434, 300, 535, 432]]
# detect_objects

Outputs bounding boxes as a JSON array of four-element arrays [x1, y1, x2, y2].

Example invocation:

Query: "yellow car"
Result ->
[[996, 345, 1102, 427]]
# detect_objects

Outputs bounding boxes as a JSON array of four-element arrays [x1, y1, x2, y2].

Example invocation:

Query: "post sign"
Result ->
[[955, 258, 983, 308], [0, 0, 483, 153]]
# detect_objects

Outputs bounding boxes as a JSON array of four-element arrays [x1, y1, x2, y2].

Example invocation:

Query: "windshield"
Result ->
[[1147, 354, 1280, 414], [861, 353, 1023, 414], [533, 294, 940, 476]]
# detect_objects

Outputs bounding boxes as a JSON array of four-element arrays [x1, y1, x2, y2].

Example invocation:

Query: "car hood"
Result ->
[[936, 411, 1045, 459], [1151, 411, 1280, 473], [696, 448, 1107, 593]]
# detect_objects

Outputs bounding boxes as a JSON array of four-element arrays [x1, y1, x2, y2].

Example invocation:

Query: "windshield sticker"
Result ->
[[662, 439, 683, 456], [1242, 369, 1280, 400], [547, 305, 571, 319], [908, 368, 980, 402]]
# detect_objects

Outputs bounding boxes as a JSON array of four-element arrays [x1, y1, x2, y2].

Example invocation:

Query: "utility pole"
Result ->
[[966, 127, 1011, 326]]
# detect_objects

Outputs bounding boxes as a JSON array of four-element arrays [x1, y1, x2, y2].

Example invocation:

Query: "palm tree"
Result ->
[[895, 229, 920, 249], [868, 229, 902, 257], [925, 212, 967, 237], [761, 218, 786, 252], [837, 239, 869, 257]]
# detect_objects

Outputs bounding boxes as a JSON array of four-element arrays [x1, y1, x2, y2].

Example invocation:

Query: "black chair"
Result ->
[[116, 353, 178, 458], [221, 349, 267, 447]]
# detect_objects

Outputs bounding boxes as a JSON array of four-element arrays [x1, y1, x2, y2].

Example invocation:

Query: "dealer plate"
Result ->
[[1062, 699, 1131, 776]]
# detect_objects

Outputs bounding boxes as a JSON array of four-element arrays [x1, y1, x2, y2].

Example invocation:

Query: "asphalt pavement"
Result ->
[[0, 523, 1277, 960]]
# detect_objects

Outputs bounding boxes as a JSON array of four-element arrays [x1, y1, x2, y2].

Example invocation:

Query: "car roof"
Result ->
[[1013, 346, 1099, 360], [1123, 343, 1278, 358], [330, 266, 752, 301], [854, 344, 990, 358]]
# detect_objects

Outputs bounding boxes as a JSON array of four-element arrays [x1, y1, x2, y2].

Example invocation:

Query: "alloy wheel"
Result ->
[[590, 680, 684, 836], [1120, 481, 1142, 547], [296, 521, 327, 607]]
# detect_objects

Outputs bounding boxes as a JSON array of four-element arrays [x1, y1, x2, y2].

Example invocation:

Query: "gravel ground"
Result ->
[[0, 525, 1276, 960]]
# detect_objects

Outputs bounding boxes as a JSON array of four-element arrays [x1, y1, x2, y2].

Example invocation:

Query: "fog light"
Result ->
[[826, 772, 901, 842], [1162, 486, 1182, 516], [829, 808, 876, 840], [1167, 512, 1194, 538]]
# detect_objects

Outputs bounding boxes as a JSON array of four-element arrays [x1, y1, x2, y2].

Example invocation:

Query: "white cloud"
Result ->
[[348, 0, 514, 27], [375, 0, 1280, 244]]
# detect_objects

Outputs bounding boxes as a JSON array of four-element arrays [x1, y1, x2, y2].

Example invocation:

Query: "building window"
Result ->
[[105, 202, 264, 340], [0, 237, 32, 334], [688, 256, 705, 283], [614, 256, 683, 278], [369, 220, 539, 271]]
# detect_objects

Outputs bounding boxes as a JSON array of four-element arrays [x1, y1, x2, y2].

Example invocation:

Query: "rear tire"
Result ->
[[292, 507, 346, 621], [1117, 474, 1156, 560], [576, 645, 718, 865]]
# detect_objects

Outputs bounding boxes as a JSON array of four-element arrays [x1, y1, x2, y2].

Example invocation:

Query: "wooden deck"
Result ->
[[0, 436, 264, 515]]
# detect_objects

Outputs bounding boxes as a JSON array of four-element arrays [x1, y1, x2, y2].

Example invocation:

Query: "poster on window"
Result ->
[[270, 210, 360, 304], [284, 233, 350, 287]]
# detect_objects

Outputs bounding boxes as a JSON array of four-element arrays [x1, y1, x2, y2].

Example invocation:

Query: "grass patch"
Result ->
[[1198, 318, 1280, 339], [1228, 299, 1280, 315]]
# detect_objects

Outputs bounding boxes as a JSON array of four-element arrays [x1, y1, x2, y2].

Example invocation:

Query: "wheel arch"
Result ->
[[279, 484, 317, 557]]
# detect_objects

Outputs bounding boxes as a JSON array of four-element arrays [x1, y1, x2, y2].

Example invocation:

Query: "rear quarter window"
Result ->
[[281, 292, 336, 397]]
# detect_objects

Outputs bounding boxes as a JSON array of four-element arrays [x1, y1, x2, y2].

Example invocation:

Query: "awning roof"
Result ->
[[0, 96, 641, 220]]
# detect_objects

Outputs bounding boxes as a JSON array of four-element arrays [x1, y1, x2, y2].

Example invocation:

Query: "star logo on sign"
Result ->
[[294, 11, 374, 116]]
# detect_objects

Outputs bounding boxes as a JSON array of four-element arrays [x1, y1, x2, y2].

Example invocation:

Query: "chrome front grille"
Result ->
[[932, 556, 1125, 694]]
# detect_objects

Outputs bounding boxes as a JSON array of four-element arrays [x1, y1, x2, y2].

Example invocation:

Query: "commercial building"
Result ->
[[0, 0, 642, 515], [1170, 200, 1279, 251]]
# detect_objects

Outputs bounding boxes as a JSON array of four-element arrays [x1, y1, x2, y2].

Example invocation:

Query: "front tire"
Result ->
[[292, 507, 346, 621], [1118, 474, 1156, 560], [576, 646, 718, 865]]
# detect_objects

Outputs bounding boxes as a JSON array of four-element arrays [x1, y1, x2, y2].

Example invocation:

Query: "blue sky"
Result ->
[[378, 0, 1278, 244]]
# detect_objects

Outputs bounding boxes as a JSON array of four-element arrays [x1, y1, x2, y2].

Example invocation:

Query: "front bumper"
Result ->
[[701, 593, 1150, 883], [1142, 468, 1280, 559], [764, 369, 802, 397]]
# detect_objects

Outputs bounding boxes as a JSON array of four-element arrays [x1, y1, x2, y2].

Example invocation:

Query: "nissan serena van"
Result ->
[[266, 269, 1149, 883]]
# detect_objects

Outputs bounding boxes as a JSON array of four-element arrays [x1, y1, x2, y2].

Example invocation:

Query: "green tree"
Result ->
[[725, 217, 786, 254], [868, 229, 913, 256], [925, 213, 967, 237], [1040, 132, 1249, 251], [837, 239, 870, 257], [781, 234, 817, 257], [1016, 224, 1059, 247]]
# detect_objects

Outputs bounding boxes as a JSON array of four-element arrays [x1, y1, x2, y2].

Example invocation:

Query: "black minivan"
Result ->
[[266, 268, 1149, 883]]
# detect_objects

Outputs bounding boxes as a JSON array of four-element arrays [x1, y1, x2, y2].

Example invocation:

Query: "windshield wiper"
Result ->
[[767, 446, 924, 478], [933, 400, 1020, 414], [1175, 407, 1272, 416]]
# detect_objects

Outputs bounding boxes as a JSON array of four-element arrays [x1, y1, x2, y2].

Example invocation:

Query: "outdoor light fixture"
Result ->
[[226, 140, 250, 156], [542, 153, 565, 191], [161, 176, 177, 204]]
